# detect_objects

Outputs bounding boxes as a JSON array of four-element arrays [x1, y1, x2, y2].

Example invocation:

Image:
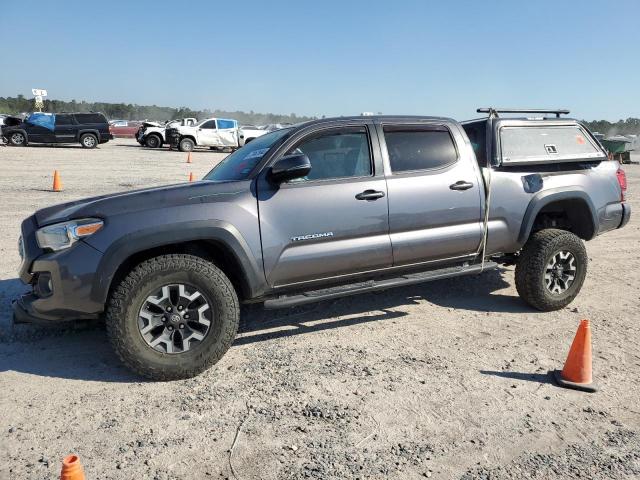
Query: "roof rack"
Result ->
[[477, 108, 570, 118]]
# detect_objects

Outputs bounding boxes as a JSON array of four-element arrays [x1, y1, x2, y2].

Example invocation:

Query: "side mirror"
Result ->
[[270, 154, 311, 183]]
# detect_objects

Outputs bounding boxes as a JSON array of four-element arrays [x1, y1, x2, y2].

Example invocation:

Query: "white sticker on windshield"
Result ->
[[244, 148, 269, 160]]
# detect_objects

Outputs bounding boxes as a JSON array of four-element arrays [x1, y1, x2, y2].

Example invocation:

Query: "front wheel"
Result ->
[[105, 254, 240, 380], [9, 132, 26, 146], [515, 229, 588, 311], [178, 138, 195, 152], [145, 134, 161, 148]]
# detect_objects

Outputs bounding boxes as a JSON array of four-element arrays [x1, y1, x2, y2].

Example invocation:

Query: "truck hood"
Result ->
[[34, 180, 251, 227]]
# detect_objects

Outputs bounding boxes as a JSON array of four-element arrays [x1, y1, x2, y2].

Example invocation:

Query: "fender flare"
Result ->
[[179, 135, 197, 145], [517, 188, 598, 245], [144, 132, 163, 145], [89, 220, 266, 305], [5, 128, 29, 144], [78, 129, 101, 142]]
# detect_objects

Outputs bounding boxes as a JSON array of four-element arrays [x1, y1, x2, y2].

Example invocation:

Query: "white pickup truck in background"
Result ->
[[136, 118, 198, 148], [165, 118, 267, 152]]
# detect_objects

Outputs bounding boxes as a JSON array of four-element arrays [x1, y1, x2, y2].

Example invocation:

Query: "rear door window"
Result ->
[[383, 125, 458, 173], [55, 114, 75, 126], [500, 125, 604, 165], [217, 119, 236, 130]]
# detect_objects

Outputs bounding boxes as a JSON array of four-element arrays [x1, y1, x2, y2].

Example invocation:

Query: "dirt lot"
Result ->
[[0, 139, 639, 479]]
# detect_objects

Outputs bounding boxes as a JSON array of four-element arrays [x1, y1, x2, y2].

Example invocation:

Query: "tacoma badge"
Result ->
[[291, 232, 334, 242]]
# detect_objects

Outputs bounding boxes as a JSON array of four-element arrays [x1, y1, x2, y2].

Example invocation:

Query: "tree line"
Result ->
[[1, 95, 638, 135], [581, 118, 640, 137], [0, 95, 316, 125]]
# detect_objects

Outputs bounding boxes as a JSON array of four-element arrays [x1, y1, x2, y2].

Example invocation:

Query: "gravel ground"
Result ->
[[0, 139, 639, 479]]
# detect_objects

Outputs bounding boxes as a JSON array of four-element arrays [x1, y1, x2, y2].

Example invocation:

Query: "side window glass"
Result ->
[[74, 113, 106, 124], [200, 120, 217, 129], [56, 115, 74, 126], [217, 119, 236, 129], [284, 127, 372, 182], [384, 126, 458, 173], [499, 126, 603, 164]]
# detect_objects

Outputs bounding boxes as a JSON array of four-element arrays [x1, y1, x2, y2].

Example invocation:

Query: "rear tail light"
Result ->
[[616, 168, 627, 201]]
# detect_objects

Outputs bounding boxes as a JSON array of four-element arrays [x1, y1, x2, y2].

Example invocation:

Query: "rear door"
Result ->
[[379, 122, 483, 266], [216, 119, 239, 147], [258, 123, 392, 287], [54, 114, 77, 143]]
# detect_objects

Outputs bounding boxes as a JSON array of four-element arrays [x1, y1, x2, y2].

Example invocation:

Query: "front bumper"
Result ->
[[15, 216, 105, 323]]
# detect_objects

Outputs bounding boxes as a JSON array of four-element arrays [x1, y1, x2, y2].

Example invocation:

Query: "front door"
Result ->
[[24, 114, 55, 143], [196, 119, 219, 146], [379, 122, 483, 266], [258, 124, 392, 287]]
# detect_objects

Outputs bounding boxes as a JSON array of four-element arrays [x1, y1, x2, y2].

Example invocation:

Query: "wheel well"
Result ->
[[531, 198, 595, 240], [180, 135, 196, 144], [244, 137, 254, 144], [108, 240, 250, 302]]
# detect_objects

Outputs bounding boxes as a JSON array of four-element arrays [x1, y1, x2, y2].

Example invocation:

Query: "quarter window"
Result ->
[[284, 127, 372, 182], [384, 126, 457, 173]]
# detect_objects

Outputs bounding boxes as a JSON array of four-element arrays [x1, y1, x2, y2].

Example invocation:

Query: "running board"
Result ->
[[263, 261, 498, 309]]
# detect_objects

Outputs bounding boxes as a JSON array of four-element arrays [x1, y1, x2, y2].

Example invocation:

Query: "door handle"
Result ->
[[449, 181, 474, 191], [355, 189, 386, 200]]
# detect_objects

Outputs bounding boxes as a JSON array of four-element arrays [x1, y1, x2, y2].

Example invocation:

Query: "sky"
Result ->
[[1, 0, 638, 121]]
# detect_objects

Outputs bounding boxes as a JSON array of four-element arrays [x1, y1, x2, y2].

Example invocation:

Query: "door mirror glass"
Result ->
[[270, 154, 311, 183]]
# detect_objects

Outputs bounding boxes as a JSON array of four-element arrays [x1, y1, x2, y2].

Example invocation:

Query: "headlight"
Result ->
[[36, 218, 103, 251]]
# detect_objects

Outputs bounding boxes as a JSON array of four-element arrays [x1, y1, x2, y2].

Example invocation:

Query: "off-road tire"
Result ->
[[515, 229, 588, 311], [145, 134, 162, 148], [178, 138, 195, 152], [8, 132, 26, 146], [105, 254, 239, 380], [80, 133, 98, 149]]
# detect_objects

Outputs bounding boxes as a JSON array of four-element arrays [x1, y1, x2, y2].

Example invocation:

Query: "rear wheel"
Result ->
[[515, 229, 588, 311], [178, 138, 195, 152], [80, 133, 98, 149], [145, 134, 161, 148], [9, 132, 26, 146], [105, 254, 240, 380]]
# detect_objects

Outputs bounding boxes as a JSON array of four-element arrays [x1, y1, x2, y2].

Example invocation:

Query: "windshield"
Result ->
[[204, 128, 292, 181]]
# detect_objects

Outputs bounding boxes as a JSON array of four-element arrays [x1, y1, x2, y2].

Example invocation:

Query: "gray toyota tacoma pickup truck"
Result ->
[[13, 108, 630, 380]]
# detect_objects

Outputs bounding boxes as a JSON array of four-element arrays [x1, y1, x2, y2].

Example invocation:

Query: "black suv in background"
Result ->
[[1, 112, 112, 148]]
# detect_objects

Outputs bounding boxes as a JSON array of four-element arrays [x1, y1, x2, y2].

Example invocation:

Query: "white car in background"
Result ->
[[136, 118, 197, 148], [165, 118, 268, 152]]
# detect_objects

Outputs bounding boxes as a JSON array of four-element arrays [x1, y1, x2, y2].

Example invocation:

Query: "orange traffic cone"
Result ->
[[187, 152, 192, 164], [52, 170, 63, 192], [60, 454, 85, 480], [188, 172, 195, 182], [552, 319, 597, 392]]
